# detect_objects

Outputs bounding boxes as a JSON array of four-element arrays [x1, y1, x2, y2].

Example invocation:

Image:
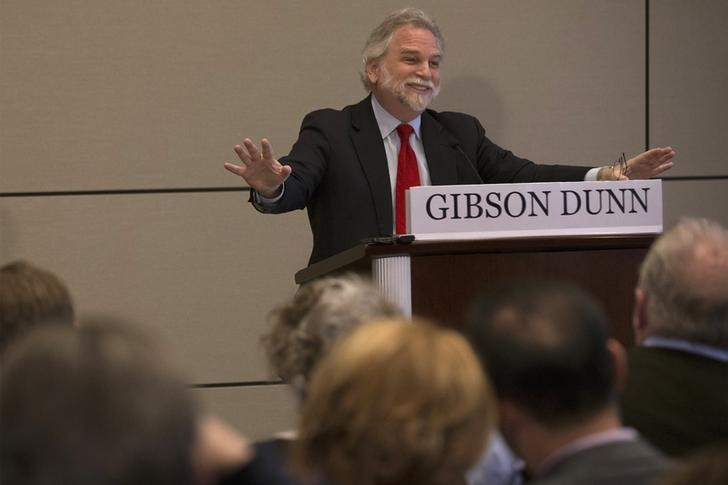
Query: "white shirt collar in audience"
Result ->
[[642, 336, 728, 363]]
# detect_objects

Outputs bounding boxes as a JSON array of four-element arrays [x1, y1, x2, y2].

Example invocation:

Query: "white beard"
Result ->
[[379, 64, 440, 113]]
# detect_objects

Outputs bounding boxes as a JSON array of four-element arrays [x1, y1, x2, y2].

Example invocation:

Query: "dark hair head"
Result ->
[[466, 278, 614, 427], [0, 319, 198, 485], [0, 260, 74, 353]]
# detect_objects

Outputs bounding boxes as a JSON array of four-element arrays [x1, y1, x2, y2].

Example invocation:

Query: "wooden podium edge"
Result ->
[[294, 234, 657, 285]]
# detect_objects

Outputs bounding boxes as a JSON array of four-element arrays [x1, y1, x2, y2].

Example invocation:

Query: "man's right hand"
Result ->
[[224, 138, 292, 198]]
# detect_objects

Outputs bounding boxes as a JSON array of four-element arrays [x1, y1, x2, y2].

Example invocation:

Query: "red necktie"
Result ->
[[395, 123, 421, 234]]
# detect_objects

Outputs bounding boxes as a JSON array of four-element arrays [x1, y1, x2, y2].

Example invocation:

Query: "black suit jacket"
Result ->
[[255, 96, 590, 264], [529, 438, 670, 485], [620, 346, 728, 457]]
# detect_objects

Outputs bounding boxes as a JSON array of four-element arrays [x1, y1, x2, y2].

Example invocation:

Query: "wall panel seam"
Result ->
[[0, 187, 251, 197]]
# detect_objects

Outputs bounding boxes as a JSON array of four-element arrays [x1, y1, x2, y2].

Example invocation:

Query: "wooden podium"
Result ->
[[295, 235, 655, 347]]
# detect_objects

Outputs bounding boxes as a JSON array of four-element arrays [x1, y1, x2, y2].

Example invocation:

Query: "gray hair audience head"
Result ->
[[0, 319, 198, 485], [360, 7, 445, 91], [636, 217, 728, 347], [262, 274, 401, 398], [0, 260, 74, 353], [466, 278, 616, 427]]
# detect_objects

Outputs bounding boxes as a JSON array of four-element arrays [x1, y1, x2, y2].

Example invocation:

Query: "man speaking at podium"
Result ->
[[224, 8, 674, 265]]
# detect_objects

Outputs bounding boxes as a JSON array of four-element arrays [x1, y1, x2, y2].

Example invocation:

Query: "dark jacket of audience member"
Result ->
[[0, 260, 74, 353], [656, 445, 728, 485], [467, 279, 670, 485], [622, 217, 728, 456], [0, 321, 198, 485]]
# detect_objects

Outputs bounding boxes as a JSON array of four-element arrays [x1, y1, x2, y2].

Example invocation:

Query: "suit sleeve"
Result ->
[[248, 110, 333, 214], [444, 113, 591, 183]]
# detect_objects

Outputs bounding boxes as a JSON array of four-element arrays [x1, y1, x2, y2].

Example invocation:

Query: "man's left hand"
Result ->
[[600, 147, 675, 180]]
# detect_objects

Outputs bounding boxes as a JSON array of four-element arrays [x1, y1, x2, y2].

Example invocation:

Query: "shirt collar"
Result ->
[[643, 336, 728, 362], [370, 94, 422, 140]]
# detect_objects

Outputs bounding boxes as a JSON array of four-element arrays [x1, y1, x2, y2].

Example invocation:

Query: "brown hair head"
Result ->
[[0, 260, 74, 353]]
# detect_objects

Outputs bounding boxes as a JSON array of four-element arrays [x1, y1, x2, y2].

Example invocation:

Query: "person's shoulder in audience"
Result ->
[[655, 444, 728, 485]]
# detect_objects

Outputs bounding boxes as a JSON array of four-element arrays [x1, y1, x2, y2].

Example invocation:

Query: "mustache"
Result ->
[[404, 78, 436, 89]]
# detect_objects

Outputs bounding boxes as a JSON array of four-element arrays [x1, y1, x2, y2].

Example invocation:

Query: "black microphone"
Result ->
[[360, 235, 416, 245], [447, 137, 483, 184], [428, 111, 483, 183]]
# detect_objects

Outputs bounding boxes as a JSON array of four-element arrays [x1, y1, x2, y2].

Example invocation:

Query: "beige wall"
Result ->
[[2, 0, 726, 438], [650, 1, 728, 228]]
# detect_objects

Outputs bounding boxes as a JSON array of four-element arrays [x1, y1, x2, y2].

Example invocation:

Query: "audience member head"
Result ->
[[360, 7, 444, 91], [262, 273, 401, 398], [466, 279, 626, 466], [292, 318, 495, 485], [0, 260, 74, 353], [634, 217, 728, 347], [0, 319, 199, 485]]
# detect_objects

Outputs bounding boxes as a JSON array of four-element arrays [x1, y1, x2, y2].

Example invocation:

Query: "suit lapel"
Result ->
[[350, 96, 393, 235], [421, 110, 460, 185]]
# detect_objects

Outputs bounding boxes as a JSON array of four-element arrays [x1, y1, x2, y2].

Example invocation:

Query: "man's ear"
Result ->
[[497, 400, 525, 452], [498, 400, 517, 429], [366, 60, 380, 85], [606, 338, 628, 394], [632, 287, 648, 344]]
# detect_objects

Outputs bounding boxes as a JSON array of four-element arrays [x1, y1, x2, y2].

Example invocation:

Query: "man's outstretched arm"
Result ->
[[224, 138, 291, 197]]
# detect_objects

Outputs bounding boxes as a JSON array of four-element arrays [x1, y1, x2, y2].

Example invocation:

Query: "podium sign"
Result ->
[[406, 180, 662, 240]]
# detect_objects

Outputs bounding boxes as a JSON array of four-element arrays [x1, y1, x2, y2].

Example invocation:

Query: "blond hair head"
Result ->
[[292, 318, 495, 485]]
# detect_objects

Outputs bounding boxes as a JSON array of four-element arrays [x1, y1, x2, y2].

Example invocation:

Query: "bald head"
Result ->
[[637, 218, 728, 347]]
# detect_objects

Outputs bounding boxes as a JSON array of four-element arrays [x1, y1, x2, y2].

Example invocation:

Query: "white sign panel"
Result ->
[[406, 180, 662, 240]]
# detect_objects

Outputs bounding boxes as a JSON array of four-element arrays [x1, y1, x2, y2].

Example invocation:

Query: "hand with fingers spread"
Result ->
[[224, 138, 292, 198], [599, 147, 676, 181]]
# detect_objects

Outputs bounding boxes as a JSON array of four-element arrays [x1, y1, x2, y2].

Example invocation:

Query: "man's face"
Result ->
[[368, 25, 442, 121]]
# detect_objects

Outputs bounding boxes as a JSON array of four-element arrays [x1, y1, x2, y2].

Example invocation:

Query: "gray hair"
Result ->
[[638, 217, 728, 347], [360, 8, 445, 91], [261, 274, 402, 398]]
